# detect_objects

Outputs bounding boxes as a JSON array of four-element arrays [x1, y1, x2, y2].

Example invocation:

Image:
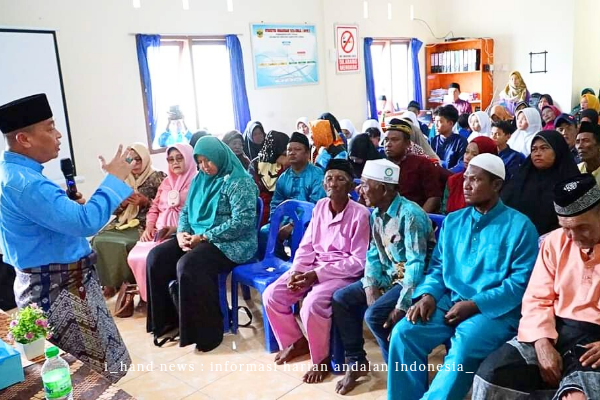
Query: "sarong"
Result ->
[[473, 318, 600, 400], [13, 253, 131, 383]]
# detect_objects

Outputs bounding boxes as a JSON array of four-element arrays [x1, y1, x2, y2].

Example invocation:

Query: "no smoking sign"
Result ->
[[335, 25, 359, 73]]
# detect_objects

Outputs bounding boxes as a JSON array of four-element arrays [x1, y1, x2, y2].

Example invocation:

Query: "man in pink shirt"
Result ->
[[262, 159, 371, 384], [446, 82, 472, 116], [473, 173, 600, 400]]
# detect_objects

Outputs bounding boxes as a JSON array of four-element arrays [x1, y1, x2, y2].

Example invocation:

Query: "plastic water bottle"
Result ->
[[41, 346, 73, 400]]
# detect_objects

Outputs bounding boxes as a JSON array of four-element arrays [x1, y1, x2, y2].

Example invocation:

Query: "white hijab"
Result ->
[[507, 108, 543, 156], [361, 119, 382, 134], [467, 111, 492, 142], [339, 119, 357, 138]]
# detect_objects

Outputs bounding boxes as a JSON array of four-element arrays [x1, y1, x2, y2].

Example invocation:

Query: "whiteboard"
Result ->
[[0, 29, 75, 182]]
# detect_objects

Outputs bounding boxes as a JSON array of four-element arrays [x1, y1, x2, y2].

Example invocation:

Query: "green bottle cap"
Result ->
[[45, 346, 59, 358]]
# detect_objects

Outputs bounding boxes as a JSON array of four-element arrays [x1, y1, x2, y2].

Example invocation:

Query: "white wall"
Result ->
[[572, 0, 600, 108], [0, 0, 330, 194], [322, 0, 438, 133], [434, 0, 575, 111]]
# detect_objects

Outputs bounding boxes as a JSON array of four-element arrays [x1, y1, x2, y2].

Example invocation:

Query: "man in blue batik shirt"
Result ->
[[0, 93, 134, 383], [332, 159, 435, 395]]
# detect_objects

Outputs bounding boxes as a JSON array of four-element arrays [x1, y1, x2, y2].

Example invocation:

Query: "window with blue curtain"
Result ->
[[136, 35, 250, 150], [410, 38, 424, 108], [366, 38, 422, 118], [136, 34, 161, 144], [364, 38, 378, 120]]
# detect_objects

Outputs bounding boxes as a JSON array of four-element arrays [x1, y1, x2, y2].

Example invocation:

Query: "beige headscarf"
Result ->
[[118, 142, 155, 225], [502, 71, 528, 101]]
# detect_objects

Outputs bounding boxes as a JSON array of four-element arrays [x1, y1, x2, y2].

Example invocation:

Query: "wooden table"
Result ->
[[0, 311, 134, 400]]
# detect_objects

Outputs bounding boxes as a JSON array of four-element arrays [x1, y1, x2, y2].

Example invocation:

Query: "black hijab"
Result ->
[[258, 131, 290, 164], [243, 120, 265, 160], [349, 133, 383, 178], [501, 130, 581, 235]]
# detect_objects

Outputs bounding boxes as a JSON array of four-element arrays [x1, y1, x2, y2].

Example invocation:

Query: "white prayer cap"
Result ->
[[468, 153, 506, 180], [362, 159, 400, 184]]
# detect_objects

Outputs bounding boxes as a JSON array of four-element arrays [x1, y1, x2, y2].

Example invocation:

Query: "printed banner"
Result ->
[[250, 24, 319, 88]]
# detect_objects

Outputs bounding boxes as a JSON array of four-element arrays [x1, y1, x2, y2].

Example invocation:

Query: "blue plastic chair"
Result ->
[[230, 199, 315, 352], [217, 197, 263, 333], [427, 213, 445, 241]]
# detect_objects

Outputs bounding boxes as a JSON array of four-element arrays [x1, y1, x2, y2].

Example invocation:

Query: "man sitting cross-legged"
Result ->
[[332, 159, 435, 395], [262, 159, 371, 383]]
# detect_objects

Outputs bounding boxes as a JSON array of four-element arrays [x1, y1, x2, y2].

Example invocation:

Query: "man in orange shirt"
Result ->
[[473, 173, 600, 400]]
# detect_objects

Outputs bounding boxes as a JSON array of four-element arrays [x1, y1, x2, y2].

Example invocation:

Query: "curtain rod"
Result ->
[[129, 33, 243, 36]]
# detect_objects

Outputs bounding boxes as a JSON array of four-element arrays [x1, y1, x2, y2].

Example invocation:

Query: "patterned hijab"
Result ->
[[118, 143, 156, 225], [503, 71, 528, 101], [256, 131, 290, 192]]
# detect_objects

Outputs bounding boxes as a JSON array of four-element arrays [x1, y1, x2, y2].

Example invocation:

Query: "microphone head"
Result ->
[[60, 158, 74, 175]]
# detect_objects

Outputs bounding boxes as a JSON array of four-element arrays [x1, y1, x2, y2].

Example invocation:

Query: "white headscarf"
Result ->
[[507, 108, 543, 156], [467, 111, 492, 142], [339, 119, 357, 138], [296, 117, 309, 133]]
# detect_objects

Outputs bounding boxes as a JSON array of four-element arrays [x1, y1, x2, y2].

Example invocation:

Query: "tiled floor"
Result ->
[[108, 289, 453, 400]]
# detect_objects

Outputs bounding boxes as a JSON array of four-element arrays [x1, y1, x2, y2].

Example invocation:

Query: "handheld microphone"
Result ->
[[60, 158, 78, 200]]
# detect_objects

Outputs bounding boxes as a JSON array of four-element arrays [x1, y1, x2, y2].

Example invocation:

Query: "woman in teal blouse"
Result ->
[[146, 136, 258, 352]]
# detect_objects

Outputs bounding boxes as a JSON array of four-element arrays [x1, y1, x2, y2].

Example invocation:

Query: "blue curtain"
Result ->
[[136, 34, 161, 142], [363, 38, 378, 120], [410, 38, 424, 108], [226, 35, 251, 132]]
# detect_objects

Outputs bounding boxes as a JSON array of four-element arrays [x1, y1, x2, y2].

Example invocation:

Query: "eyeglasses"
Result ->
[[167, 156, 184, 164]]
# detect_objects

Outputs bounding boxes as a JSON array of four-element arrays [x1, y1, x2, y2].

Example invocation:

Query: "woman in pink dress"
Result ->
[[127, 143, 197, 304]]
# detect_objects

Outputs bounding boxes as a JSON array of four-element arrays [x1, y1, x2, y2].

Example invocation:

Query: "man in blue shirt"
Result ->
[[491, 120, 524, 181], [332, 159, 435, 395], [0, 94, 134, 382], [430, 105, 468, 169], [387, 153, 539, 400], [258, 132, 326, 258]]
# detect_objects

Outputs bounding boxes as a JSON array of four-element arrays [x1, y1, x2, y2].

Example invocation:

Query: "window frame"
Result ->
[[370, 38, 411, 114], [140, 35, 230, 154]]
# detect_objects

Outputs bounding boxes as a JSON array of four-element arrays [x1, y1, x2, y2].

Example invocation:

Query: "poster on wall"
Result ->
[[250, 24, 319, 88], [335, 25, 359, 74]]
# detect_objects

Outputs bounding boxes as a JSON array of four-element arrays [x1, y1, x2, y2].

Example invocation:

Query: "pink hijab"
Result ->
[[155, 143, 197, 229]]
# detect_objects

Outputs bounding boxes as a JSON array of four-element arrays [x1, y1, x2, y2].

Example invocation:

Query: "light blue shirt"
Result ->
[[414, 200, 538, 322], [270, 163, 326, 217], [0, 151, 132, 269], [362, 194, 435, 311]]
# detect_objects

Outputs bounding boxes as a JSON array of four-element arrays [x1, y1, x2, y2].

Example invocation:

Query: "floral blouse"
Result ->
[[108, 170, 166, 232], [178, 175, 258, 264]]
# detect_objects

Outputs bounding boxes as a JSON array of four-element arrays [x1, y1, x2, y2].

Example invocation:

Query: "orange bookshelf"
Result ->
[[425, 38, 494, 112]]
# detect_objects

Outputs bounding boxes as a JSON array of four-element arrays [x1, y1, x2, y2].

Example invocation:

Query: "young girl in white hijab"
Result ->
[[507, 108, 543, 156], [467, 111, 492, 142]]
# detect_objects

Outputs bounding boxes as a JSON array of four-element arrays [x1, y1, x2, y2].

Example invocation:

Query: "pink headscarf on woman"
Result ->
[[155, 143, 197, 229]]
